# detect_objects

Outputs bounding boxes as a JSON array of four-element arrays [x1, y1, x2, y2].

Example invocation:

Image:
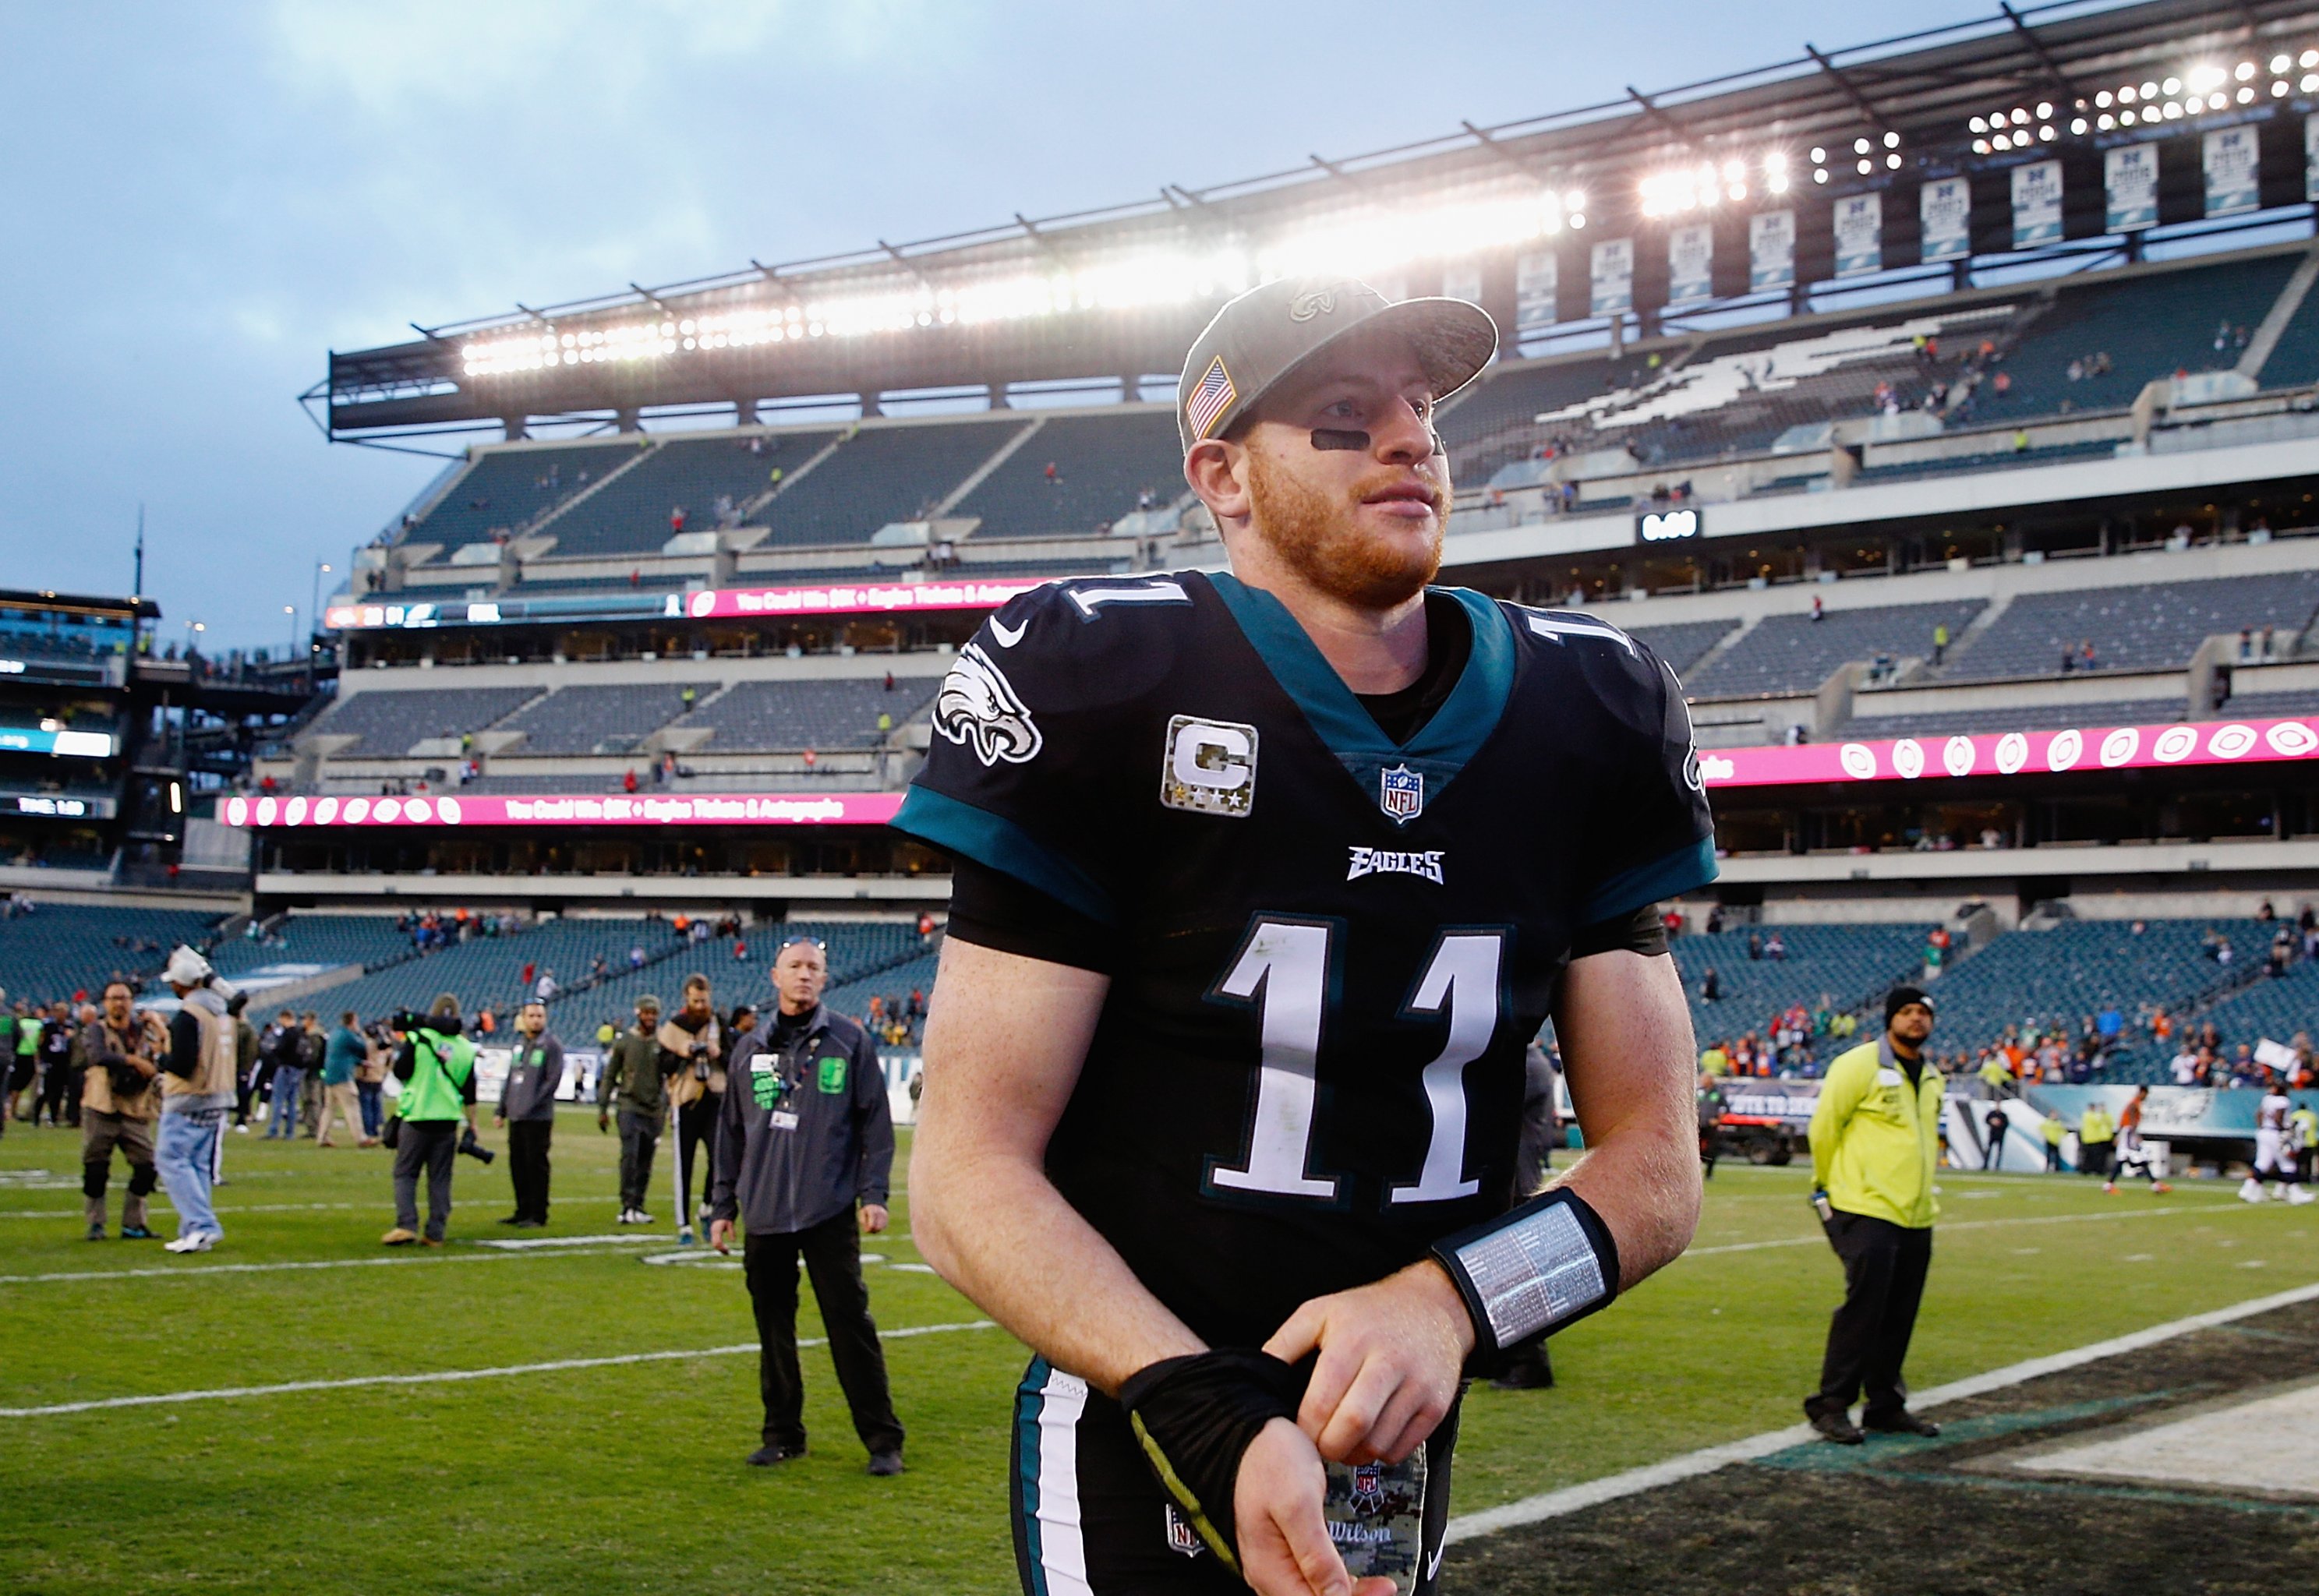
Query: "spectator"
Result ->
[[709, 937, 903, 1474], [1701, 966, 1721, 1003], [153, 948, 239, 1254], [261, 1008, 306, 1140], [495, 1000, 565, 1228], [36, 1000, 76, 1128], [314, 1011, 374, 1148], [75, 980, 164, 1241], [355, 1022, 387, 1141], [382, 996, 478, 1247], [599, 995, 667, 1225]]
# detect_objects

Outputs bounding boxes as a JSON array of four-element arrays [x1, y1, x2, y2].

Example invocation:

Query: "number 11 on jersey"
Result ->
[[1207, 917, 1504, 1208]]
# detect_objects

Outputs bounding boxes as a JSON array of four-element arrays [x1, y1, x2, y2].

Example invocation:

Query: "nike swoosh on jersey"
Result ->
[[988, 617, 1028, 648], [1427, 1536, 1445, 1581]]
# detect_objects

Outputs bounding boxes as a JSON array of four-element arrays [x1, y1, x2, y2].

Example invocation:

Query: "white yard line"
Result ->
[[0, 1319, 1000, 1418], [1684, 1198, 2259, 1259], [1445, 1278, 2319, 1545], [0, 1243, 668, 1285]]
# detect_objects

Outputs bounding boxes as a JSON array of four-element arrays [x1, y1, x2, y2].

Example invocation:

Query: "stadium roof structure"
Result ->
[[316, 0, 2319, 444]]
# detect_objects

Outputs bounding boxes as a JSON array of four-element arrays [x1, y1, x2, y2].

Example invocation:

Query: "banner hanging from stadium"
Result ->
[[323, 577, 1048, 631], [221, 791, 907, 828], [1692, 714, 2319, 790]]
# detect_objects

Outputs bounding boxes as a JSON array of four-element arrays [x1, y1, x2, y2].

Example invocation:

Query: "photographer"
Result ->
[[75, 980, 164, 1240], [494, 1000, 564, 1227], [661, 973, 723, 1238], [152, 948, 240, 1254], [381, 995, 479, 1247]]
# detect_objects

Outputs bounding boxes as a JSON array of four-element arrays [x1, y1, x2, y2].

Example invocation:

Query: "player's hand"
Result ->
[[493, 1114, 505, 1128], [859, 1202, 889, 1234], [709, 1218, 734, 1255], [1234, 1418, 1395, 1596], [1264, 1259, 1474, 1466], [596, 1110, 609, 1133]]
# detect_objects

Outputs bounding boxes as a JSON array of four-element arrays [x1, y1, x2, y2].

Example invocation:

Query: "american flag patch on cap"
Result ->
[[1185, 355, 1236, 440]]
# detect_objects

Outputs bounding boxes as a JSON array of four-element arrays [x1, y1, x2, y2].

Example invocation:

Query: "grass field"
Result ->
[[5, 1116, 2319, 1594]]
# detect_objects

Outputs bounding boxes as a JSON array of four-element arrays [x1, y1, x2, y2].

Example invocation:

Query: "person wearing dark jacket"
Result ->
[[710, 938, 903, 1475], [494, 1000, 565, 1227], [599, 996, 666, 1223]]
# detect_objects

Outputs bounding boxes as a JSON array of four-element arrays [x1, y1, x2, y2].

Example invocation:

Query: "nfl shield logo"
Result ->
[[1349, 1463, 1386, 1514], [1164, 1503, 1204, 1558], [1379, 764, 1423, 824]]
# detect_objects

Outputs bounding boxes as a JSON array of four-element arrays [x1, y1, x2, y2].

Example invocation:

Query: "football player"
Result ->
[[900, 277, 1713, 1596]]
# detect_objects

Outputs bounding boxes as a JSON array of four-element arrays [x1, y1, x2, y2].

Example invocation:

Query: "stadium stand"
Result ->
[[304, 687, 543, 756], [2196, 950, 2319, 1051], [1942, 570, 2319, 682], [1840, 697, 2186, 740], [2259, 283, 2319, 389], [1964, 254, 2302, 425], [491, 683, 710, 756], [1911, 917, 2268, 1057], [539, 430, 843, 558], [1851, 436, 2120, 486], [557, 920, 931, 1033], [823, 949, 939, 1039], [1627, 619, 1739, 678], [758, 419, 1029, 547], [1440, 352, 1619, 477], [1685, 601, 1983, 699], [1535, 308, 2000, 467], [206, 914, 416, 979], [406, 442, 645, 550], [948, 411, 1183, 538], [0, 904, 221, 1000], [1672, 923, 1934, 1041], [673, 677, 935, 752]]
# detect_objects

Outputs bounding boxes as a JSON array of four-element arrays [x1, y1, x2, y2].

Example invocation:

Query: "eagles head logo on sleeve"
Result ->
[[933, 641, 1044, 767]]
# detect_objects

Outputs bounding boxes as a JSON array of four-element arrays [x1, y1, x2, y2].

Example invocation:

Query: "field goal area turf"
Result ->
[[6, 1124, 2319, 1594]]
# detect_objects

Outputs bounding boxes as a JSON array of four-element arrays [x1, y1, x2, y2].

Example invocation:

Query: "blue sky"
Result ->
[[0, 0, 2002, 649]]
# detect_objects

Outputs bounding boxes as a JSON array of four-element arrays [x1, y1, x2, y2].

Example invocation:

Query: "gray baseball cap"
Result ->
[[1175, 276, 1497, 453]]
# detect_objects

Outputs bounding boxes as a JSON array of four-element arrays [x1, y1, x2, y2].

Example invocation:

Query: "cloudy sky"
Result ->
[[0, 0, 2003, 648]]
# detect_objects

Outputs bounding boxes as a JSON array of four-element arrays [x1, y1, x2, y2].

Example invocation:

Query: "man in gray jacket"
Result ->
[[494, 1000, 565, 1227], [709, 937, 903, 1475]]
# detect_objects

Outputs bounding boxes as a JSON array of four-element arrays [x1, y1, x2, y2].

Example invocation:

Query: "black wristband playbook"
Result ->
[[1429, 1187, 1621, 1358], [1117, 1349, 1306, 1573]]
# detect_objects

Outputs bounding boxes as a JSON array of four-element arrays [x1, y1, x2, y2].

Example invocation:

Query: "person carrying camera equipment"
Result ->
[[381, 995, 479, 1247], [662, 973, 724, 1242], [76, 980, 164, 1240], [495, 1000, 564, 1227], [153, 947, 242, 1253], [599, 995, 666, 1224], [710, 936, 903, 1474]]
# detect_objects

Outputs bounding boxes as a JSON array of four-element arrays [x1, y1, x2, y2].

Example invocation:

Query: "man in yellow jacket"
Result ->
[[1805, 985, 1943, 1446]]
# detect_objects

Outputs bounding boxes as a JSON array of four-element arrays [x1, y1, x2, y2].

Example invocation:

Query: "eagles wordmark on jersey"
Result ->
[[894, 569, 1715, 1348]]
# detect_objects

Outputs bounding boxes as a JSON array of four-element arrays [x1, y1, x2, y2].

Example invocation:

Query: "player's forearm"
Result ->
[[1552, 948, 1704, 1289], [914, 1145, 1203, 1393]]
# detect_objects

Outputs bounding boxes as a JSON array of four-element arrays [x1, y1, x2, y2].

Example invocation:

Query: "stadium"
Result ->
[[17, 0, 2319, 1590]]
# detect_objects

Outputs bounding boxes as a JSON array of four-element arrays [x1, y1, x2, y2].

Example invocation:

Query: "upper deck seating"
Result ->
[[758, 420, 1030, 547], [949, 411, 1183, 538], [1684, 602, 1984, 700], [1943, 571, 2319, 682]]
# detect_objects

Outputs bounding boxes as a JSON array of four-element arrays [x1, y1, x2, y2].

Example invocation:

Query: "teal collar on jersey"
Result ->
[[1205, 571, 1515, 816]]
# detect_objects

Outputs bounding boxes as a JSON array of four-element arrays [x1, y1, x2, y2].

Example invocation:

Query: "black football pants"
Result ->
[[1809, 1209, 1932, 1423], [676, 1092, 721, 1219], [507, 1119, 552, 1223], [743, 1209, 903, 1457]]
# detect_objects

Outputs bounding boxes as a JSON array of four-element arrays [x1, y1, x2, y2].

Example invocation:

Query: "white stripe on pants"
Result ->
[[1033, 1363, 1095, 1596]]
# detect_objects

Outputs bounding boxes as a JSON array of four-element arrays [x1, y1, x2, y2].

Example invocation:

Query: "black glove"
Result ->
[[1116, 1350, 1304, 1574]]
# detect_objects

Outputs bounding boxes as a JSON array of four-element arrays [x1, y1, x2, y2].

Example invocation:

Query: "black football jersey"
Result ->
[[893, 570, 1714, 1349]]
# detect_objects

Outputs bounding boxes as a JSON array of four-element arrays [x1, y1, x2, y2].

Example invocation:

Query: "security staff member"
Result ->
[[709, 937, 903, 1476], [2079, 1099, 2116, 1179], [495, 1001, 565, 1227], [1805, 986, 1943, 1445]]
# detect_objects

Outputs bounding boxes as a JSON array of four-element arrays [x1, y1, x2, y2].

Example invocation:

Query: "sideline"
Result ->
[[0, 1319, 1000, 1418], [0, 1241, 670, 1285], [1684, 1197, 2260, 1259], [1444, 1279, 2319, 1545]]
